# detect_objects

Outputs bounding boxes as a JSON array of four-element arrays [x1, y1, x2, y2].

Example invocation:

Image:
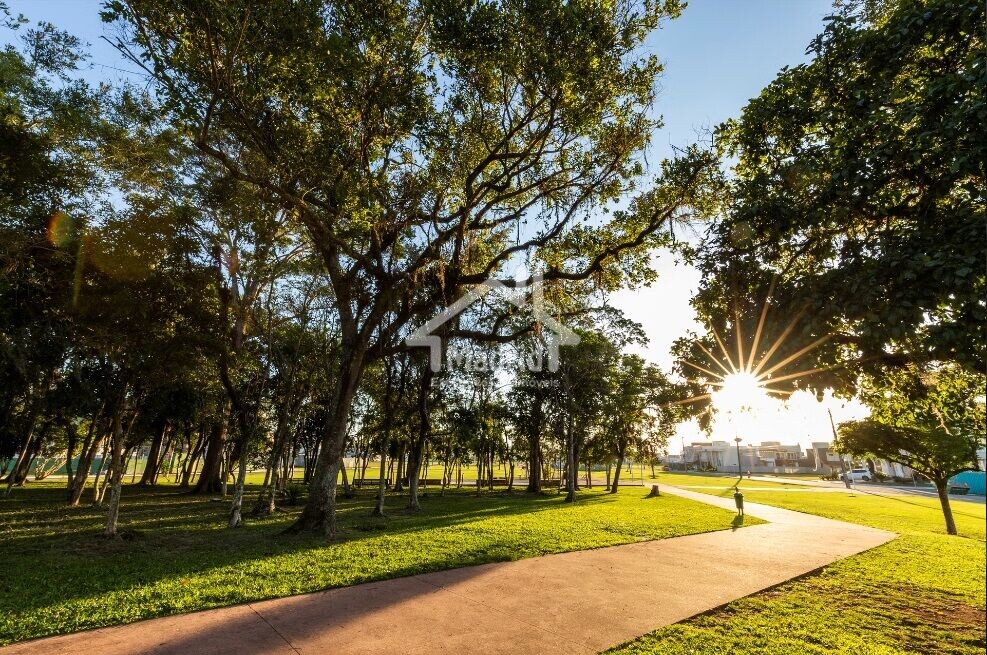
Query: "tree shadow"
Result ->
[[1, 482, 721, 643]]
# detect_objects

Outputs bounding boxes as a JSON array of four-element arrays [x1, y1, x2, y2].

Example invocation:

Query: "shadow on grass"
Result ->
[[1, 481, 708, 642]]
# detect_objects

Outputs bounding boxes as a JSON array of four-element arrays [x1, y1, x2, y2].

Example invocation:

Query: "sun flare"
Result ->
[[713, 372, 769, 414]]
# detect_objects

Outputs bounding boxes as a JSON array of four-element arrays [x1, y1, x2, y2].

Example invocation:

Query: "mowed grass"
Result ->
[[609, 475, 987, 655], [0, 482, 745, 645], [651, 472, 808, 490]]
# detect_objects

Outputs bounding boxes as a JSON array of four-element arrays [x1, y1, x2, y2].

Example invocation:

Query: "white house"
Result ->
[[683, 441, 806, 473]]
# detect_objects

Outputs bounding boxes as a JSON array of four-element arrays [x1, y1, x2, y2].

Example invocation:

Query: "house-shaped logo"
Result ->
[[406, 273, 580, 372]]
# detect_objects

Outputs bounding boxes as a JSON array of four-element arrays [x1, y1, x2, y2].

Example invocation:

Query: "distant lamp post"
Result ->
[[734, 436, 743, 484]]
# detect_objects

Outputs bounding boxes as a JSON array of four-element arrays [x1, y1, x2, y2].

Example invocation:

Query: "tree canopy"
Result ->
[[678, 0, 985, 406]]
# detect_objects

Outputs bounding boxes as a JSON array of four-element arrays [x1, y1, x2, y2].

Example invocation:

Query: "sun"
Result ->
[[673, 279, 839, 413], [713, 372, 769, 414]]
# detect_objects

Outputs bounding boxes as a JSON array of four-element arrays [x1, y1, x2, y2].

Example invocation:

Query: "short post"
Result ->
[[733, 487, 744, 516]]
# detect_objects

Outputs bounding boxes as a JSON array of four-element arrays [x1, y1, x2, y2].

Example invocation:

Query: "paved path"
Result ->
[[741, 474, 987, 504], [1, 487, 894, 655]]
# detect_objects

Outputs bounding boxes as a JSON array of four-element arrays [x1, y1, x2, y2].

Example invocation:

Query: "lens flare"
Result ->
[[47, 211, 74, 247]]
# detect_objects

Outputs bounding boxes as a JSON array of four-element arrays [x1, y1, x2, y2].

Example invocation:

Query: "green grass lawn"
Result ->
[[609, 475, 987, 655], [0, 481, 745, 645], [650, 472, 806, 490]]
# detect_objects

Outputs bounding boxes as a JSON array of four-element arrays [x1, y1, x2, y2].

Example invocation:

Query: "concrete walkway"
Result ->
[[741, 474, 987, 504], [1, 487, 894, 655]]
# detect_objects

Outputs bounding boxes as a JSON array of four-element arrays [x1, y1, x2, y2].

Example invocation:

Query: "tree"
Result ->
[[837, 363, 986, 535], [550, 331, 618, 501], [689, 0, 985, 382], [0, 17, 106, 495], [601, 354, 666, 492], [108, 0, 720, 537]]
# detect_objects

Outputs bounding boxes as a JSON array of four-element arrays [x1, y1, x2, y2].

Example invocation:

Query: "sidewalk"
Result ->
[[744, 474, 986, 504], [0, 486, 894, 655]]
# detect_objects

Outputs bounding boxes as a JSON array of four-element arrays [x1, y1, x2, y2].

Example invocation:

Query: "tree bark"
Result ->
[[192, 407, 229, 494], [104, 388, 128, 537], [525, 391, 544, 493], [3, 401, 42, 496], [407, 364, 432, 511], [63, 416, 78, 488], [180, 423, 205, 488], [253, 398, 295, 516], [228, 443, 249, 527], [139, 421, 169, 485], [284, 345, 365, 537], [69, 410, 104, 505], [565, 420, 576, 503], [610, 446, 626, 493], [394, 442, 406, 491], [408, 362, 432, 512], [372, 452, 388, 517], [934, 478, 958, 536]]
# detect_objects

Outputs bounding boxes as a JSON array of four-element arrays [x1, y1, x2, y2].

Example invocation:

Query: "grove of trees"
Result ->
[[1, 0, 983, 540]]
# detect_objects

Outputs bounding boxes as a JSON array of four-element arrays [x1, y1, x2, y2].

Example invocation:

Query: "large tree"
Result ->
[[685, 0, 985, 392], [107, 0, 719, 536], [837, 363, 986, 535]]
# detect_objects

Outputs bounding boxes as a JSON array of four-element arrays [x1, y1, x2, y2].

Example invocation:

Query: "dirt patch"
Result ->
[[900, 601, 986, 628]]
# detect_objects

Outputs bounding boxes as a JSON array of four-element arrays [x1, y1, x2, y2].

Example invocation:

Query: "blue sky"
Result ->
[[4, 0, 834, 369], [620, 0, 833, 369]]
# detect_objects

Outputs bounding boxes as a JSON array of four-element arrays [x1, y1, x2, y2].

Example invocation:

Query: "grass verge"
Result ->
[[608, 475, 986, 655]]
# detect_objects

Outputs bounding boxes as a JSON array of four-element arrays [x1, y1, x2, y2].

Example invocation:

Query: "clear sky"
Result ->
[[4, 0, 833, 371], [618, 0, 834, 371]]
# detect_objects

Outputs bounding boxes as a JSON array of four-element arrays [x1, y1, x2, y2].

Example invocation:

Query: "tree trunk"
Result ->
[[192, 407, 229, 494], [572, 438, 582, 491], [139, 421, 169, 485], [440, 456, 450, 493], [407, 440, 424, 510], [284, 346, 364, 537], [407, 365, 432, 511], [10, 424, 45, 486], [372, 452, 387, 517], [69, 413, 104, 505], [340, 452, 351, 496], [610, 448, 625, 493], [475, 457, 483, 496], [104, 390, 128, 537], [89, 436, 110, 504], [525, 404, 543, 493], [180, 423, 206, 488], [228, 444, 249, 528], [252, 395, 295, 516], [3, 402, 41, 496], [394, 442, 406, 491], [934, 478, 958, 536], [220, 448, 230, 496], [63, 416, 78, 488], [564, 422, 576, 503]]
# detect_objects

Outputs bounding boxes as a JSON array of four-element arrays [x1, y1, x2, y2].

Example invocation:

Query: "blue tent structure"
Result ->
[[948, 471, 986, 495]]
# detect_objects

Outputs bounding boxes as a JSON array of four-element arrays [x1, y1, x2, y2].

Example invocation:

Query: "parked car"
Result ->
[[841, 468, 872, 483]]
